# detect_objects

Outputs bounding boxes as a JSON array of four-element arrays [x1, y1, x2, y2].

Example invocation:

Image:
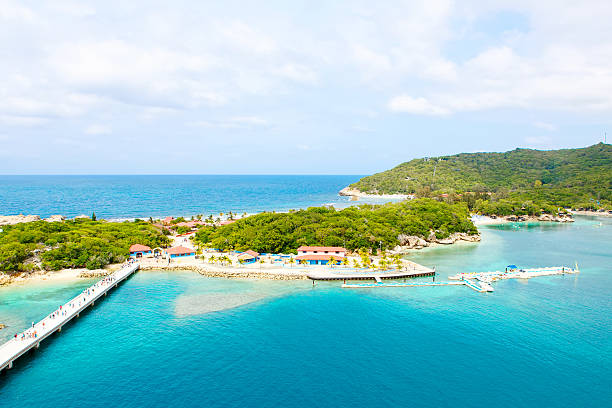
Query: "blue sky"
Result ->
[[0, 0, 610, 174]]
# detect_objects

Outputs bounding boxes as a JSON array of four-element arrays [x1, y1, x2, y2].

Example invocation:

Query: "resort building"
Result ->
[[129, 244, 152, 258], [295, 246, 346, 265], [165, 246, 196, 258], [237, 250, 260, 264]]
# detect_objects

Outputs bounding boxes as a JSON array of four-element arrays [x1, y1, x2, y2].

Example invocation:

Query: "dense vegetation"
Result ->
[[350, 143, 612, 212], [0, 219, 170, 273], [193, 199, 477, 254]]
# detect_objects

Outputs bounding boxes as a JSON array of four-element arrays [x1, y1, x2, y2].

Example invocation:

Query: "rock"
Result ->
[[451, 232, 481, 242], [435, 238, 455, 244], [0, 323, 6, 330], [45, 214, 65, 222], [427, 230, 437, 242], [74, 214, 90, 219], [0, 214, 41, 225]]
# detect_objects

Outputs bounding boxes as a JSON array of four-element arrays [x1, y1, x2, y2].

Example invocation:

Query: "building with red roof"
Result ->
[[296, 246, 346, 265], [165, 246, 196, 258], [129, 244, 152, 258]]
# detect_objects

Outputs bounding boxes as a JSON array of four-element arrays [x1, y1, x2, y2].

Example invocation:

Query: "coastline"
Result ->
[[0, 266, 119, 288], [569, 210, 612, 218], [338, 187, 411, 200]]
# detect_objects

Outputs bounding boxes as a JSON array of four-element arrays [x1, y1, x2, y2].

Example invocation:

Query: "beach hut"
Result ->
[[129, 244, 152, 258], [237, 250, 260, 264], [166, 246, 196, 258]]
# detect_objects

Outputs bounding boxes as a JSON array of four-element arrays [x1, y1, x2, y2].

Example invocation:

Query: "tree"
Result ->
[[91, 212, 96, 221], [288, 257, 296, 268], [328, 256, 336, 268]]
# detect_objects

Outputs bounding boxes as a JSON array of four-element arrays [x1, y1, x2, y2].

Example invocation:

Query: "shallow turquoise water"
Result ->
[[0, 216, 611, 407]]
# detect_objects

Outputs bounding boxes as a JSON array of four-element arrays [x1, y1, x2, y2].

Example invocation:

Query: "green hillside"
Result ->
[[350, 143, 612, 211]]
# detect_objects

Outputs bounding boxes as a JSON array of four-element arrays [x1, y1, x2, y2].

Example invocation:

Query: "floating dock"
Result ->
[[0, 263, 139, 373], [342, 266, 576, 293], [342, 279, 494, 292]]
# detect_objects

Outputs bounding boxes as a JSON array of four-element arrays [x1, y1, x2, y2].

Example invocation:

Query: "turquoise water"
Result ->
[[0, 175, 364, 219], [1, 216, 611, 407]]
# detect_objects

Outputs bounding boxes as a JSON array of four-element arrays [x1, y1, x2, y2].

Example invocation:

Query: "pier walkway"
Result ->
[[0, 263, 139, 373], [307, 267, 435, 281], [342, 279, 494, 292]]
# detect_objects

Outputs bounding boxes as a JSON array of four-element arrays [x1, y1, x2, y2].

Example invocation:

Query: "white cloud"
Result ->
[[533, 121, 557, 131], [85, 124, 111, 135], [388, 95, 449, 115]]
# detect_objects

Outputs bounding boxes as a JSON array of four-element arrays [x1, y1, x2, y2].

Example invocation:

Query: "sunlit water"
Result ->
[[0, 216, 610, 407], [0, 175, 369, 219]]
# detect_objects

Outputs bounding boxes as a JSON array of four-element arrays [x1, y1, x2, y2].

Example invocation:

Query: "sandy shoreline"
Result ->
[[0, 266, 121, 288], [338, 187, 411, 200], [569, 210, 612, 218]]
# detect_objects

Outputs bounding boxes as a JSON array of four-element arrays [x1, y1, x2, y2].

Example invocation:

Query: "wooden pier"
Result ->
[[307, 267, 435, 281], [0, 263, 139, 373]]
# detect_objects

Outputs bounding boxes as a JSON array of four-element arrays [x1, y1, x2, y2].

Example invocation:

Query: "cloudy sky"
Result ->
[[1, 0, 610, 174]]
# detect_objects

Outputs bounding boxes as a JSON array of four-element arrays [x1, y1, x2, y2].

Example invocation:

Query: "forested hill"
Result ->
[[350, 143, 612, 208]]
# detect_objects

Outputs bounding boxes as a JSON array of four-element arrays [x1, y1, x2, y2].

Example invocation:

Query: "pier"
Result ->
[[307, 267, 435, 281], [341, 266, 576, 293], [342, 279, 494, 292], [0, 263, 139, 373]]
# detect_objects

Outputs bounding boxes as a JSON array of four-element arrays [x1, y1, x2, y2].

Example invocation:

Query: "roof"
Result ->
[[219, 220, 236, 226], [163, 216, 174, 222], [166, 246, 196, 255], [129, 244, 152, 252], [238, 253, 256, 260], [244, 250, 260, 257], [296, 254, 345, 261], [297, 246, 347, 252]]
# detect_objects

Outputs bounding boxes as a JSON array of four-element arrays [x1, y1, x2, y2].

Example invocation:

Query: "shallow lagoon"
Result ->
[[0, 216, 611, 407]]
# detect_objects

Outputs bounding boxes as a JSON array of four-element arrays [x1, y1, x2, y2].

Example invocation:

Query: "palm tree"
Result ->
[[352, 259, 360, 269], [342, 257, 349, 267], [288, 257, 296, 268], [208, 255, 216, 264], [393, 254, 403, 270], [328, 256, 336, 268], [300, 259, 309, 266], [259, 258, 265, 269]]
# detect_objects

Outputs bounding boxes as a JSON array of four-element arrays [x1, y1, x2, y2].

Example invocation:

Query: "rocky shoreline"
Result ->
[[391, 232, 481, 252], [139, 264, 308, 280]]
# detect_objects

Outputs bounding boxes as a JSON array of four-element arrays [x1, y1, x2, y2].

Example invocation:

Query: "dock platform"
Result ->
[[307, 267, 435, 281], [0, 263, 139, 373]]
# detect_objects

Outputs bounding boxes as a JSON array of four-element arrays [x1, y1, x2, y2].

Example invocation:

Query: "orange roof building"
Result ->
[[129, 244, 152, 257], [165, 246, 196, 258]]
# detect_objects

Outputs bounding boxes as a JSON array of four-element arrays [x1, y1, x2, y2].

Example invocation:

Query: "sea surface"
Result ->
[[0, 175, 367, 219], [1, 216, 610, 407]]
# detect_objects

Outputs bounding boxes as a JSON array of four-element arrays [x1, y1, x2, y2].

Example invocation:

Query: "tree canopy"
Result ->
[[193, 198, 477, 254], [0, 219, 170, 273], [350, 143, 612, 210]]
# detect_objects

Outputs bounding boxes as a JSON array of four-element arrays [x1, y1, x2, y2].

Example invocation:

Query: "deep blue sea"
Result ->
[[1, 216, 611, 407], [0, 175, 366, 219]]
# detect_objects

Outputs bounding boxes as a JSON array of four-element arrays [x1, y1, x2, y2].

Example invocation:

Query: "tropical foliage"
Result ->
[[192, 198, 477, 254], [0, 219, 170, 273], [350, 143, 612, 210]]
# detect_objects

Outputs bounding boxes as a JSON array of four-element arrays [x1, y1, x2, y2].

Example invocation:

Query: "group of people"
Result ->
[[11, 271, 120, 343]]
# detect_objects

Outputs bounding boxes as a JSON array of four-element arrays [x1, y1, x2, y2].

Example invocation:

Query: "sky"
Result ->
[[0, 0, 611, 175]]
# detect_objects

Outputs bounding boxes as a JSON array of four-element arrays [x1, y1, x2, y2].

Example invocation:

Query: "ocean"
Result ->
[[0, 175, 367, 219], [1, 216, 610, 407]]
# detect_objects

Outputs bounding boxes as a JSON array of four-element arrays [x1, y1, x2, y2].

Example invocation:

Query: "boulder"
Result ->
[[0, 323, 6, 330], [0, 214, 41, 225], [45, 214, 65, 222], [427, 230, 437, 242]]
